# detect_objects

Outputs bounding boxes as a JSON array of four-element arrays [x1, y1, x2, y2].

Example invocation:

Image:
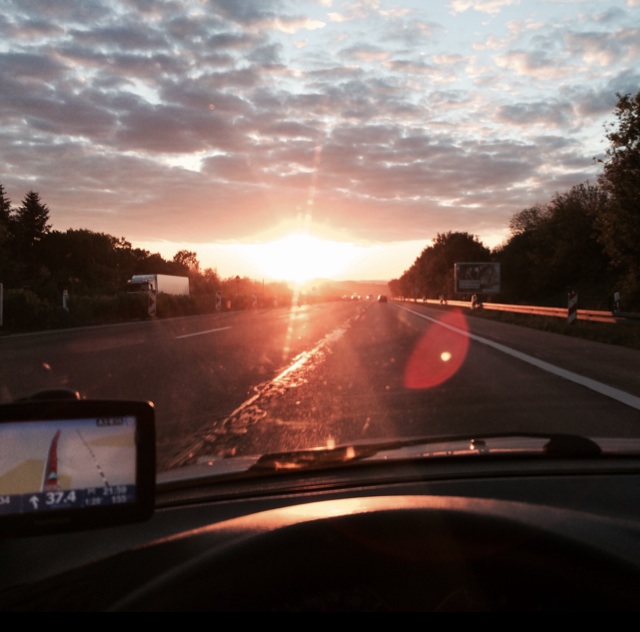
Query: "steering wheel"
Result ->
[[110, 496, 640, 611]]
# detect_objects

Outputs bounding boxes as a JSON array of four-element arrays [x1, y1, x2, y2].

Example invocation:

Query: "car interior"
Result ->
[[2, 395, 640, 611]]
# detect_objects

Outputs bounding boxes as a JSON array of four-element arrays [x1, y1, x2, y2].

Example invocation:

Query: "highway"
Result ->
[[1, 300, 639, 472]]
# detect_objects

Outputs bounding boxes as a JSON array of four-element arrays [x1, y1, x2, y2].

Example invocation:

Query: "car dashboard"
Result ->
[[2, 454, 640, 611]]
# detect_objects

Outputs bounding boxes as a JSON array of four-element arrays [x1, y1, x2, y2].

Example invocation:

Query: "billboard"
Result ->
[[454, 262, 500, 294]]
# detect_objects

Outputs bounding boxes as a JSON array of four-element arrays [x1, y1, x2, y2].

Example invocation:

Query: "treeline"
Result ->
[[390, 91, 640, 312], [2, 91, 638, 330], [0, 188, 295, 331]]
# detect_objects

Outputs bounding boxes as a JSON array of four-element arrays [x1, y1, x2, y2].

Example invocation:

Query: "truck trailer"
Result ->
[[126, 274, 190, 296]]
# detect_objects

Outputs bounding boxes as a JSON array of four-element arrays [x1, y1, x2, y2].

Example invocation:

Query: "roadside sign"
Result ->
[[454, 262, 500, 294]]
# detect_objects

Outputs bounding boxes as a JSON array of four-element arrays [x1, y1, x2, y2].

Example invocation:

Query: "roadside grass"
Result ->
[[466, 308, 640, 351]]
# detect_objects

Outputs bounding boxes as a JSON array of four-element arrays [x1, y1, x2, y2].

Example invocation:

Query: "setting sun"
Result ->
[[256, 233, 358, 284]]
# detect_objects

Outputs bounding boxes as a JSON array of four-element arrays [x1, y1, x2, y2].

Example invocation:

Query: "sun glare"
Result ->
[[257, 233, 357, 284]]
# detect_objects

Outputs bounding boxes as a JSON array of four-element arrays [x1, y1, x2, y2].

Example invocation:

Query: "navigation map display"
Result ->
[[0, 400, 155, 535], [0, 416, 137, 515]]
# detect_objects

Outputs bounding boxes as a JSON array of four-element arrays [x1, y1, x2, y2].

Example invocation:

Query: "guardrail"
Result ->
[[408, 298, 620, 324]]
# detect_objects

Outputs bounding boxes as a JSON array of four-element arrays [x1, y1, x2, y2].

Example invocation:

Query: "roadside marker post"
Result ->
[[614, 291, 621, 313], [148, 289, 157, 317], [567, 291, 578, 324]]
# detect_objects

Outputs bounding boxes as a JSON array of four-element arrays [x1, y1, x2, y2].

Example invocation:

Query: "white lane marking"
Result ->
[[399, 305, 640, 411], [175, 326, 232, 339]]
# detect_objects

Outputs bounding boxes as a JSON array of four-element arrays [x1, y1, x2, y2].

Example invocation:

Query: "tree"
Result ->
[[399, 231, 491, 299], [191, 267, 221, 295], [594, 91, 640, 302], [533, 184, 610, 299], [0, 183, 14, 252], [497, 184, 611, 304], [508, 204, 545, 236], [388, 278, 402, 298], [0, 183, 12, 233], [38, 229, 136, 295], [0, 183, 19, 285], [14, 190, 51, 249], [173, 250, 200, 274]]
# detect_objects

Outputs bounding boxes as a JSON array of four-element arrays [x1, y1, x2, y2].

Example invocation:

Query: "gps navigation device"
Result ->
[[0, 399, 155, 536]]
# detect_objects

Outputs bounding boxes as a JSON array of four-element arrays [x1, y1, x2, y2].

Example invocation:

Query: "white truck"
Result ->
[[126, 274, 190, 296]]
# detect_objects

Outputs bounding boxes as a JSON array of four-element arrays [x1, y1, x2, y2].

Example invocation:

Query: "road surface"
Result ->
[[1, 300, 639, 472]]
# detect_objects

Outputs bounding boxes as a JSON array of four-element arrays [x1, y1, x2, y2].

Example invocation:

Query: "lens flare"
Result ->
[[404, 310, 469, 389]]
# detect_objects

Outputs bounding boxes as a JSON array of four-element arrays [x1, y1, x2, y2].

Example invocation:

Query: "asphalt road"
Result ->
[[1, 300, 639, 472]]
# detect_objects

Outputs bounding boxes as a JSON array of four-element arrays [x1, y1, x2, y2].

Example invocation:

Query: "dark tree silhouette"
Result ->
[[14, 190, 51, 249], [395, 231, 491, 300], [594, 91, 640, 302]]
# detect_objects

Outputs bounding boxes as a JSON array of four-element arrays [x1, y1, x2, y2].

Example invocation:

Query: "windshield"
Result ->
[[1, 0, 639, 484]]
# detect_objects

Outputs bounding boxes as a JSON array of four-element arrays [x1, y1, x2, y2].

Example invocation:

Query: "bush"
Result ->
[[1, 289, 53, 331], [155, 293, 195, 318], [67, 293, 149, 324], [0, 288, 274, 334]]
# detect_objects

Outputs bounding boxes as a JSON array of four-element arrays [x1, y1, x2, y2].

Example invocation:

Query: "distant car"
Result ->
[[378, 294, 388, 303]]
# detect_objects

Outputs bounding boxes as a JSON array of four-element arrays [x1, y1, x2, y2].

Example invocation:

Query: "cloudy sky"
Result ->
[[1, 0, 639, 281]]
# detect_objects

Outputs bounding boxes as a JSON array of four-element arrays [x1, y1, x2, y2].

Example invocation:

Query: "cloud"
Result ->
[[450, 0, 519, 16], [495, 48, 572, 80], [496, 100, 575, 129], [0, 0, 636, 273], [209, 0, 325, 33]]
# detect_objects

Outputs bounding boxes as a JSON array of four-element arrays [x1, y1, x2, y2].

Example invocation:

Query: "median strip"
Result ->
[[165, 321, 353, 468]]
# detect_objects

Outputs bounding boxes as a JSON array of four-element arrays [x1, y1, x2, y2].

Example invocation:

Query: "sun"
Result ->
[[257, 233, 357, 284]]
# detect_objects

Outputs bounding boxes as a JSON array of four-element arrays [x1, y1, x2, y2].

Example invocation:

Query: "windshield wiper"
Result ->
[[248, 433, 603, 473], [249, 444, 381, 472], [543, 434, 601, 456]]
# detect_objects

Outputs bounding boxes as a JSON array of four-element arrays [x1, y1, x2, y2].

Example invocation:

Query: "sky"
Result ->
[[1, 0, 639, 282]]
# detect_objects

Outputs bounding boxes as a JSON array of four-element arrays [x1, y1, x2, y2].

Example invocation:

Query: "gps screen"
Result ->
[[0, 400, 155, 535], [0, 416, 137, 515]]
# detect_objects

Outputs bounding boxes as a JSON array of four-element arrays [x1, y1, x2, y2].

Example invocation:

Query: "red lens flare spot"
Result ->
[[403, 310, 469, 389]]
